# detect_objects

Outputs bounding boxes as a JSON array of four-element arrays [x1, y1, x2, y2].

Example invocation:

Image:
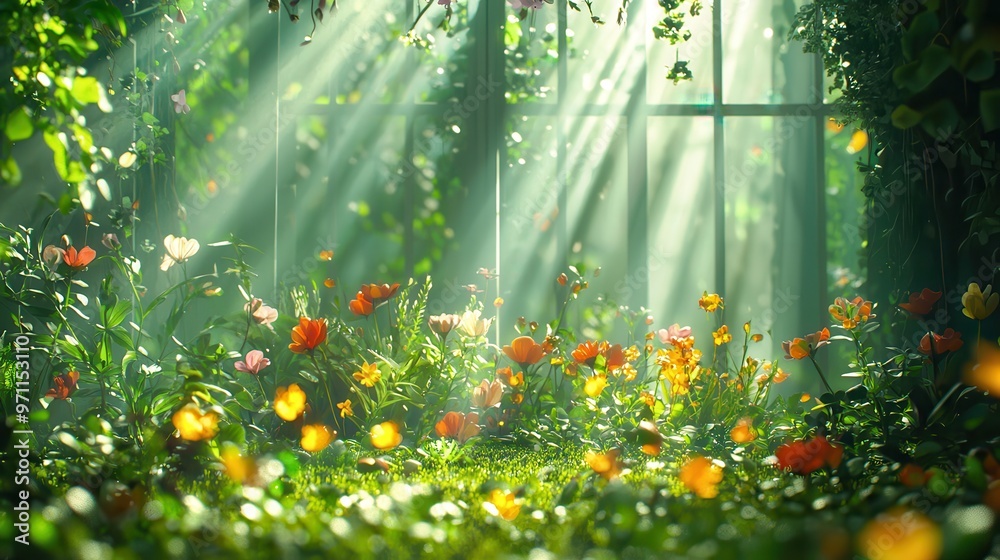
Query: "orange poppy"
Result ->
[[289, 317, 327, 353], [495, 366, 524, 387], [348, 292, 374, 316], [781, 328, 831, 360], [918, 328, 963, 355], [571, 341, 624, 371], [503, 336, 546, 367], [360, 283, 400, 302], [434, 411, 481, 444], [571, 341, 601, 366], [63, 246, 97, 269], [774, 435, 843, 475], [45, 371, 80, 399], [899, 289, 942, 316]]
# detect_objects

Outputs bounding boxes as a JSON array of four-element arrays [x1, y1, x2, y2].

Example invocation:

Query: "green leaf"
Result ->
[[893, 45, 950, 93], [901, 11, 939, 61], [1, 157, 22, 186], [920, 99, 960, 137], [980, 89, 1000, 133], [5, 107, 34, 141], [70, 77, 100, 105], [891, 104, 924, 129]]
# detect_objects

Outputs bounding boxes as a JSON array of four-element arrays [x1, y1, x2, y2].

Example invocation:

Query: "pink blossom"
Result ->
[[657, 324, 693, 345], [235, 350, 271, 375], [171, 89, 190, 114], [245, 298, 278, 326], [509, 0, 544, 9]]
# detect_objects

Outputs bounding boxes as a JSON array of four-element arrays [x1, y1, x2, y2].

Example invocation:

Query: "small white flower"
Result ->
[[457, 309, 492, 338], [160, 234, 200, 271]]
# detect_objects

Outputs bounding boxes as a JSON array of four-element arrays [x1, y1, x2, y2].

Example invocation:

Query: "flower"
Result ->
[[637, 420, 662, 456], [585, 449, 622, 480], [730, 418, 757, 444], [360, 283, 400, 302], [583, 374, 609, 397], [428, 313, 462, 336], [221, 446, 256, 484], [101, 233, 120, 250], [503, 336, 546, 367], [318, 249, 334, 261], [289, 317, 327, 353], [484, 489, 520, 520], [781, 328, 831, 360], [348, 292, 374, 316], [235, 350, 270, 375], [172, 403, 219, 441], [918, 328, 963, 355], [370, 421, 402, 450], [899, 464, 930, 487], [571, 341, 601, 365], [899, 289, 942, 316], [301, 424, 335, 452], [170, 89, 191, 114], [679, 456, 723, 498], [657, 324, 692, 345], [323, 278, 336, 289], [45, 371, 80, 399], [274, 384, 307, 421], [828, 296, 875, 329], [435, 411, 481, 443], [963, 342, 1000, 397], [557, 273, 568, 286], [160, 234, 200, 271], [42, 245, 65, 270], [352, 360, 382, 387], [774, 435, 843, 475], [337, 399, 354, 418], [246, 298, 278, 326], [857, 508, 942, 560], [472, 379, 504, 408], [457, 309, 492, 337], [495, 366, 524, 387], [712, 325, 732, 346], [63, 245, 96, 269], [639, 391, 656, 407], [698, 292, 724, 312], [509, 0, 544, 9], [962, 283, 998, 320]]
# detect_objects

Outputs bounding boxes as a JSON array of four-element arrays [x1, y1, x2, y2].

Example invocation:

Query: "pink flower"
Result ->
[[657, 324, 692, 345], [437, 0, 451, 5], [245, 298, 278, 326], [171, 89, 190, 114], [509, 0, 543, 9], [235, 350, 270, 375]]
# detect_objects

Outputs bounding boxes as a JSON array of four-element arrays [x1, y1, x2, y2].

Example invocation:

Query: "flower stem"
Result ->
[[808, 353, 835, 395]]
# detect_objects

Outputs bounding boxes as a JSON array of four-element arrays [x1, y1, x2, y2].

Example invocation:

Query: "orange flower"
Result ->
[[221, 446, 257, 484], [323, 278, 336, 288], [586, 449, 623, 480], [484, 489, 520, 520], [511, 392, 524, 404], [360, 283, 400, 302], [679, 456, 723, 498], [288, 317, 327, 353], [274, 384, 307, 421], [557, 273, 568, 286], [828, 296, 875, 329], [171, 403, 220, 441], [730, 418, 757, 444], [472, 379, 504, 408], [318, 250, 334, 261], [503, 336, 546, 367], [918, 328, 963, 355], [62, 245, 96, 269], [571, 341, 624, 371], [571, 341, 601, 366], [698, 292, 724, 312], [857, 508, 942, 560], [45, 371, 80, 399], [348, 292, 374, 316], [774, 435, 843, 475], [495, 366, 524, 388], [434, 411, 481, 443], [899, 464, 930, 487], [899, 289, 942, 317], [301, 424, 336, 452], [370, 421, 402, 450], [781, 328, 831, 360], [963, 342, 1000, 397], [637, 420, 662, 456]]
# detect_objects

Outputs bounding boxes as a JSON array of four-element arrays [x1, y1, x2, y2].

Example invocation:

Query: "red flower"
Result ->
[[918, 328, 963, 355], [288, 317, 328, 353], [348, 292, 374, 316], [774, 435, 843, 475], [63, 246, 96, 269], [899, 289, 942, 316], [46, 371, 80, 399]]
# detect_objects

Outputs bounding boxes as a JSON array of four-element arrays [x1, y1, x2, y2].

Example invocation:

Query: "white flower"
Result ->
[[160, 234, 200, 271], [457, 309, 493, 338]]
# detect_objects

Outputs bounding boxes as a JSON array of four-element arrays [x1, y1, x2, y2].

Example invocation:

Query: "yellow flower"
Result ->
[[751, 334, 764, 343], [172, 403, 219, 441], [301, 424, 335, 452], [730, 418, 757, 444], [679, 456, 723, 499], [484, 489, 520, 520], [617, 363, 638, 382], [857, 508, 941, 560], [962, 283, 998, 320], [511, 392, 524, 404], [639, 391, 656, 407], [585, 449, 622, 480], [353, 361, 381, 387], [584, 374, 609, 397], [370, 421, 402, 450], [274, 384, 307, 421], [698, 292, 724, 312], [337, 399, 354, 418], [624, 345, 641, 362], [494, 297, 504, 307], [712, 325, 732, 346], [220, 444, 256, 484]]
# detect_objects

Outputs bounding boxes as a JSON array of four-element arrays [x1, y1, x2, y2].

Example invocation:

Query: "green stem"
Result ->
[[808, 353, 835, 395]]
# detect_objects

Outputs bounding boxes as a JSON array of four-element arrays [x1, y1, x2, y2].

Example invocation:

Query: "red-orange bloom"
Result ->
[[288, 317, 328, 353], [46, 371, 80, 399], [348, 292, 374, 316], [361, 283, 400, 302], [503, 336, 546, 367], [571, 341, 601, 365], [571, 341, 625, 371], [63, 246, 96, 269], [899, 289, 942, 316], [774, 435, 843, 475], [918, 328, 963, 355], [828, 296, 874, 329], [781, 328, 831, 360], [434, 411, 481, 444]]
